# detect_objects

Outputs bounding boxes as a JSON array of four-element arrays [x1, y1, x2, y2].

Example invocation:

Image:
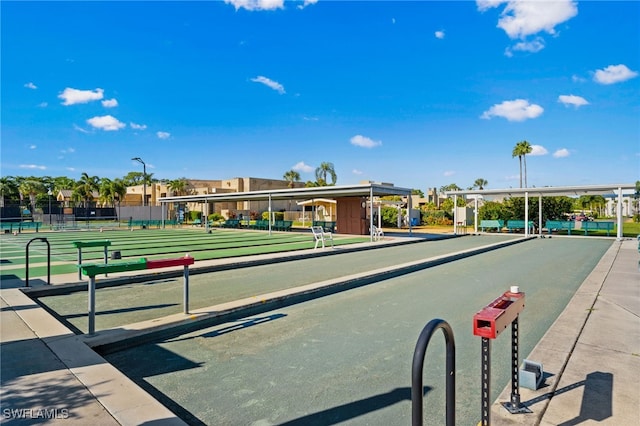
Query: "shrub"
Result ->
[[208, 213, 224, 222], [188, 211, 201, 222]]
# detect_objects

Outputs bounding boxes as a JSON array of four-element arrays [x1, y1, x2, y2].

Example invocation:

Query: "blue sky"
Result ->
[[2, 0, 639, 191]]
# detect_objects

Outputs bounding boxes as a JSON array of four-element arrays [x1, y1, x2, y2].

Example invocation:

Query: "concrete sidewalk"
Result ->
[[1, 236, 638, 425], [492, 238, 640, 425]]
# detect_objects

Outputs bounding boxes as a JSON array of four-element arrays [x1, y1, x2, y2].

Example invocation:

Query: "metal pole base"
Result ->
[[501, 401, 532, 414]]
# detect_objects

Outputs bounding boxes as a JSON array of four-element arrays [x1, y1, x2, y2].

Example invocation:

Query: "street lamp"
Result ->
[[132, 157, 152, 224], [131, 157, 146, 207], [47, 187, 53, 226]]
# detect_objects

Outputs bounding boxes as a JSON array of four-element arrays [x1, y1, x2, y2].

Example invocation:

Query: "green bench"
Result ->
[[221, 219, 241, 228], [506, 220, 535, 233], [273, 220, 293, 231], [128, 219, 170, 229], [480, 220, 504, 232], [17, 221, 42, 232], [1, 222, 15, 233], [249, 219, 270, 230], [545, 220, 575, 235], [313, 221, 336, 233], [582, 221, 615, 236]]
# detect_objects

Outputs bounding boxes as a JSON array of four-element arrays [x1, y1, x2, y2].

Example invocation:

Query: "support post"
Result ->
[[183, 264, 190, 314], [88, 276, 96, 335], [481, 337, 491, 426]]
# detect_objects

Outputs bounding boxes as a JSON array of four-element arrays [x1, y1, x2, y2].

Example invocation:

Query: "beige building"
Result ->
[[127, 177, 306, 219]]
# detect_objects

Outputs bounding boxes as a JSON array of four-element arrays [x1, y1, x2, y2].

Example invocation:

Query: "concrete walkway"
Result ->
[[1, 236, 638, 425], [491, 238, 639, 425]]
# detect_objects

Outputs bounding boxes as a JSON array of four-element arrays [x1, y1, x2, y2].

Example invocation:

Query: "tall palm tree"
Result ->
[[18, 179, 44, 213], [512, 140, 532, 188], [315, 162, 337, 186], [76, 172, 100, 208], [473, 178, 488, 190], [283, 170, 301, 188], [98, 178, 115, 207], [111, 178, 127, 221], [0, 176, 20, 207]]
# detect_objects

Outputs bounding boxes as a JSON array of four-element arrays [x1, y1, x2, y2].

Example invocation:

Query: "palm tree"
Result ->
[[283, 170, 301, 188], [111, 178, 127, 221], [0, 176, 20, 207], [18, 179, 44, 213], [168, 178, 188, 196], [473, 178, 488, 190], [512, 140, 532, 188], [76, 172, 100, 208], [315, 162, 337, 186]]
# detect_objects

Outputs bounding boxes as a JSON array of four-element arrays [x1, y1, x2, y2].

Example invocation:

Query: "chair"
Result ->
[[311, 226, 333, 249], [370, 225, 384, 241]]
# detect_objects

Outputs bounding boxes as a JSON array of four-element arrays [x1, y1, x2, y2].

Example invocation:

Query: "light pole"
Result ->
[[47, 187, 53, 226], [132, 157, 151, 223]]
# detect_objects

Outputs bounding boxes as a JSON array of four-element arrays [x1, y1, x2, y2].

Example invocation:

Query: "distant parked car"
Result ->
[[576, 214, 591, 221]]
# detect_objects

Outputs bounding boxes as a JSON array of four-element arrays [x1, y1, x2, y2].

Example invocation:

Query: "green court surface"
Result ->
[[96, 237, 612, 425], [36, 235, 519, 332], [0, 228, 370, 280]]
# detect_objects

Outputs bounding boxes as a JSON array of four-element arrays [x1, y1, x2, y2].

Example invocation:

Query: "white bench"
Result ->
[[370, 225, 384, 241], [311, 226, 333, 249]]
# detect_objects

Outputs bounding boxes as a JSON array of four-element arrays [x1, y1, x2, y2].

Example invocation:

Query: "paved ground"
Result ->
[[1, 234, 638, 425]]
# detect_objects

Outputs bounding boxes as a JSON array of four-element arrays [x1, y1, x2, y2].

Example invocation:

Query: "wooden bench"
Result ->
[[582, 221, 615, 236], [506, 220, 535, 233], [311, 226, 333, 249], [545, 220, 575, 235], [480, 220, 504, 232]]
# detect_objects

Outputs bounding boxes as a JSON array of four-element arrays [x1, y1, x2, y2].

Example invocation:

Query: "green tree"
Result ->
[[512, 140, 533, 188], [75, 172, 100, 208], [439, 183, 461, 193], [315, 162, 337, 186], [283, 170, 301, 188], [0, 176, 20, 206], [473, 178, 488, 190], [18, 179, 45, 212], [168, 178, 188, 196], [98, 178, 115, 207], [478, 201, 509, 221], [412, 189, 425, 197]]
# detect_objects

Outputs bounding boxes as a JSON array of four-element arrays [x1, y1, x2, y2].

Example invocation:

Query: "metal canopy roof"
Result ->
[[444, 183, 636, 198], [159, 183, 413, 204]]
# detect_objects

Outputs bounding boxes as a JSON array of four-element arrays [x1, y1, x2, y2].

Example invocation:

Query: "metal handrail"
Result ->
[[25, 237, 50, 287], [411, 318, 456, 426]]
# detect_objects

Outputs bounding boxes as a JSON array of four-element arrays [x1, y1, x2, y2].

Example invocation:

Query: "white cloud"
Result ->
[[61, 147, 76, 154], [553, 148, 570, 158], [352, 169, 363, 175], [86, 115, 125, 131], [19, 164, 46, 170], [38, 102, 48, 108], [66, 167, 76, 172], [435, 30, 445, 39], [59, 87, 104, 105], [251, 76, 285, 94], [350, 135, 382, 148], [225, 0, 284, 11], [558, 95, 589, 107], [443, 170, 455, 177], [157, 131, 171, 139], [302, 116, 319, 121], [593, 64, 638, 85], [29, 145, 36, 149], [130, 122, 147, 130], [297, 0, 317, 10], [572, 75, 587, 83], [481, 99, 544, 121], [102, 98, 118, 108], [73, 124, 91, 133], [24, 82, 37, 89], [477, 0, 578, 39], [507, 37, 545, 55], [292, 161, 314, 173], [530, 145, 548, 156]]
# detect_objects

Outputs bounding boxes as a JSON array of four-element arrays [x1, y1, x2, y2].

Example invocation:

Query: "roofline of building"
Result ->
[[444, 183, 636, 198], [158, 183, 413, 204]]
